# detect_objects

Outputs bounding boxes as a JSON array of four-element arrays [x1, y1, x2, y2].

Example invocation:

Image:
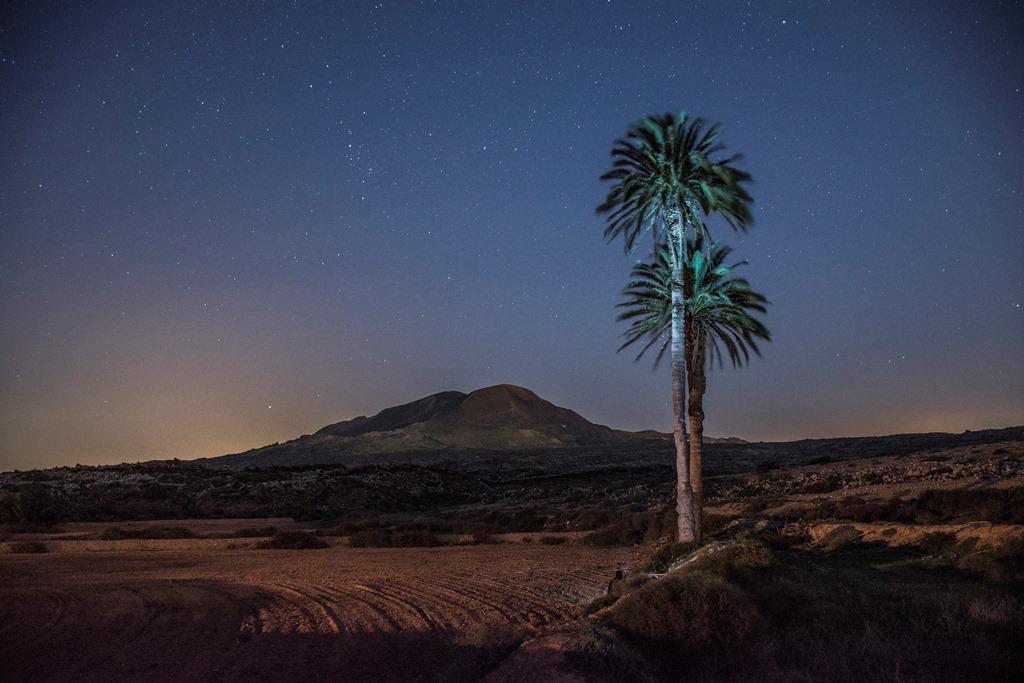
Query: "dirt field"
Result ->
[[0, 532, 632, 682]]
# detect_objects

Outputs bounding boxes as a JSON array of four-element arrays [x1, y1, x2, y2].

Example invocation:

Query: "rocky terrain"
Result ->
[[3, 426, 1023, 681]]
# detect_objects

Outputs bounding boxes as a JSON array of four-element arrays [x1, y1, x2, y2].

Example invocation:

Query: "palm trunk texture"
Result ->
[[687, 338, 706, 542]]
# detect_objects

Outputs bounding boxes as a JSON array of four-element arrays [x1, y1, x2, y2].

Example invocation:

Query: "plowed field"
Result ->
[[0, 538, 630, 682]]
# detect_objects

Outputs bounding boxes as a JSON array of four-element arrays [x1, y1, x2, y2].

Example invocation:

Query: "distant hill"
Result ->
[[205, 384, 744, 468]]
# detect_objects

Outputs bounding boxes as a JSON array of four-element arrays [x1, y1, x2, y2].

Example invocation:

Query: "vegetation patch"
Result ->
[[607, 571, 762, 653], [641, 541, 696, 573], [585, 541, 1024, 680], [8, 540, 48, 554], [99, 526, 197, 540], [818, 525, 862, 551], [538, 535, 568, 545], [348, 527, 443, 548], [255, 531, 329, 549], [231, 526, 280, 538]]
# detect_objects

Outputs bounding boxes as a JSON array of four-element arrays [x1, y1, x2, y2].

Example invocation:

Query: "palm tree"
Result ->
[[598, 112, 753, 542], [618, 238, 769, 540]]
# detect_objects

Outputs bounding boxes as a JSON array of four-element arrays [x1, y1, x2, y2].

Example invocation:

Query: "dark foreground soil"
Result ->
[[0, 542, 632, 682]]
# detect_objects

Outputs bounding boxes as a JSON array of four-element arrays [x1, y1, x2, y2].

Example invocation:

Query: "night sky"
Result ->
[[2, 1, 1022, 470]]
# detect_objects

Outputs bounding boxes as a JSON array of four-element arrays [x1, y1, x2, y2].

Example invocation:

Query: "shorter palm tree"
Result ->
[[618, 238, 770, 540]]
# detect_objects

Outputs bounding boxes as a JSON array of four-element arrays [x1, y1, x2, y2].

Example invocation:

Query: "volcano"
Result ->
[[206, 384, 676, 467]]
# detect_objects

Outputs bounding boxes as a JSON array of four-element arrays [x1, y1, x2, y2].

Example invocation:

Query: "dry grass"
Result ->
[[586, 539, 1024, 681], [606, 571, 761, 649]]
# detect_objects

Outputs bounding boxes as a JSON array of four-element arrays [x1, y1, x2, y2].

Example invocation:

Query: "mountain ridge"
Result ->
[[205, 383, 741, 468]]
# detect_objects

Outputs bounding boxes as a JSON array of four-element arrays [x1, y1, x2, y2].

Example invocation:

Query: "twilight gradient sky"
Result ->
[[2, 1, 1022, 470]]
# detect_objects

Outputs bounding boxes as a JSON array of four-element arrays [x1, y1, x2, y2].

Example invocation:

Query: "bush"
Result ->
[[579, 525, 641, 547], [539, 535, 568, 545], [819, 525, 862, 551], [606, 571, 762, 651], [99, 526, 196, 540], [8, 540, 48, 554], [579, 540, 1023, 681], [741, 497, 782, 515], [348, 527, 442, 548], [642, 541, 696, 573], [391, 529, 443, 547], [917, 531, 957, 556], [508, 509, 548, 532], [702, 513, 734, 536], [832, 496, 906, 523], [0, 487, 62, 527], [584, 593, 621, 615], [232, 526, 279, 538], [682, 541, 778, 583], [915, 488, 1024, 523], [348, 528, 390, 547], [255, 531, 329, 549]]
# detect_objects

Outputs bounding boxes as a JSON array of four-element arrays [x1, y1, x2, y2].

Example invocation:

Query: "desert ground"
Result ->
[[0, 528, 634, 682], [3, 431, 1023, 681]]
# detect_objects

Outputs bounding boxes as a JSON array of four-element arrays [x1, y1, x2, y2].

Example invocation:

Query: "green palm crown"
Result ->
[[597, 112, 754, 253], [617, 237, 770, 368]]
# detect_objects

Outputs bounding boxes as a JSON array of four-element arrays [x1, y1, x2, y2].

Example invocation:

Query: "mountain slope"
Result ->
[[206, 384, 670, 468]]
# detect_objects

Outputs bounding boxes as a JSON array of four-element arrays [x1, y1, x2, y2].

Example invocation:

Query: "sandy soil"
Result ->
[[0, 536, 631, 682]]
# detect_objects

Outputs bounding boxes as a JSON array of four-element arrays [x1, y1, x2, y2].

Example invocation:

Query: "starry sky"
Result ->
[[2, 1, 1022, 470]]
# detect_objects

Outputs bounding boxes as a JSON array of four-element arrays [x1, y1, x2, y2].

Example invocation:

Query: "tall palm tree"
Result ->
[[618, 238, 769, 540], [598, 112, 753, 542]]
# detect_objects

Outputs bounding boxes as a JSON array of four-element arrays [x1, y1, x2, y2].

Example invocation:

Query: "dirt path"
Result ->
[[0, 543, 629, 682]]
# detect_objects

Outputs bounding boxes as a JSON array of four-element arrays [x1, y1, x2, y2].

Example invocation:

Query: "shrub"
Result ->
[[561, 622, 656, 682], [348, 529, 390, 547], [642, 541, 696, 573], [702, 513, 734, 536], [508, 509, 548, 532], [755, 526, 809, 549], [99, 526, 196, 540], [741, 497, 782, 515], [582, 540, 1023, 681], [641, 508, 676, 542], [8, 540, 48, 554], [682, 541, 778, 583], [915, 488, 1024, 523], [539, 535, 568, 545], [966, 593, 1022, 626], [818, 525, 862, 551], [255, 531, 329, 549], [833, 496, 906, 523], [579, 525, 640, 547], [391, 529, 443, 547], [348, 527, 443, 548], [470, 531, 498, 544], [232, 526, 279, 538], [917, 531, 957, 556], [955, 552, 1007, 583], [0, 487, 62, 527], [584, 593, 621, 615], [606, 571, 762, 652]]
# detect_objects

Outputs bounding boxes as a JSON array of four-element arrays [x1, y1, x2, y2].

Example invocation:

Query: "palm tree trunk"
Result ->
[[671, 267, 696, 543], [686, 337, 706, 542], [663, 198, 696, 543]]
